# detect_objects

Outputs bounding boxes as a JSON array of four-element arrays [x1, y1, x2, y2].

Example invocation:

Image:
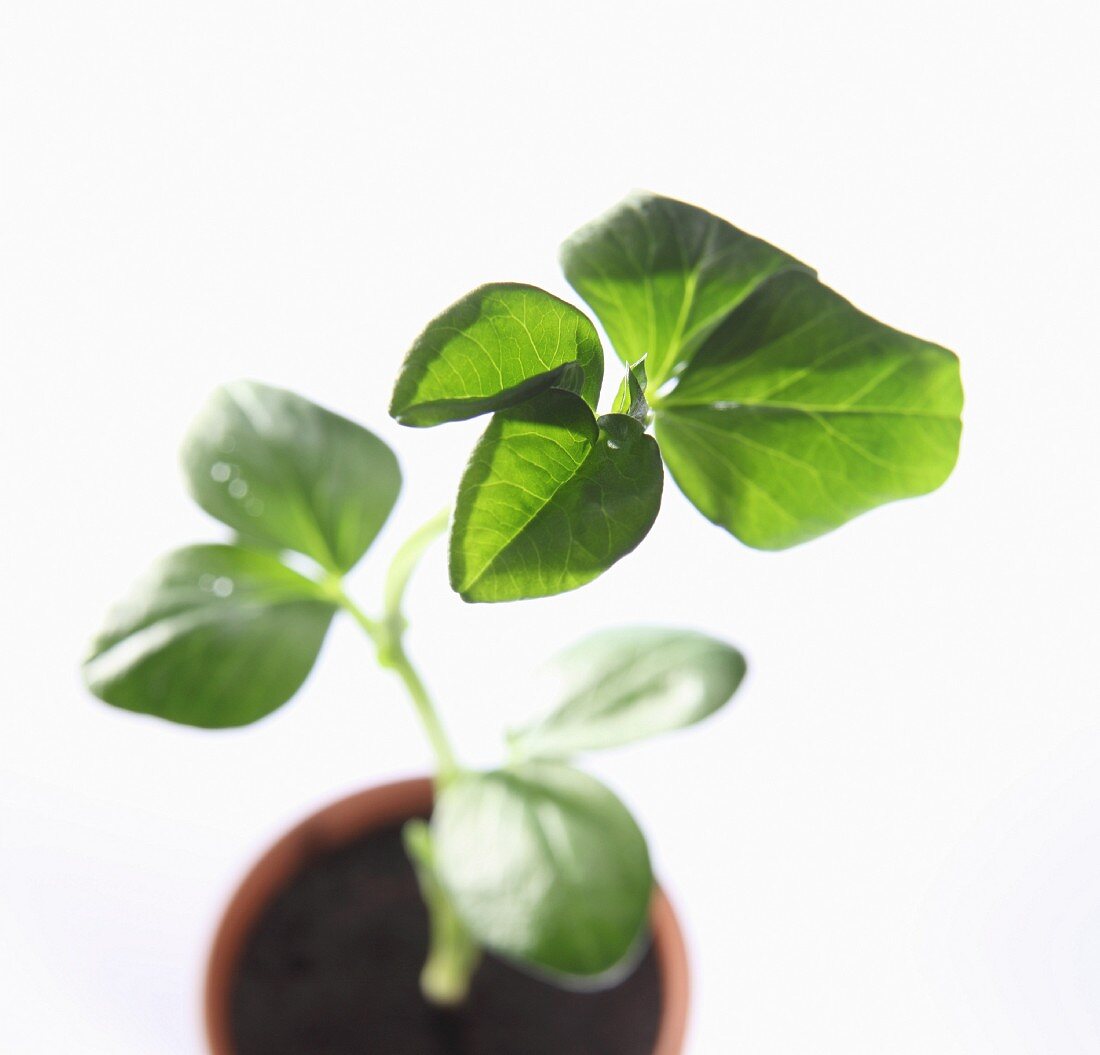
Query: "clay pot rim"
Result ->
[[205, 775, 690, 1055]]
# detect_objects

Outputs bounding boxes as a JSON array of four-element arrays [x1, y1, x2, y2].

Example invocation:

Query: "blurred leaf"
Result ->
[[510, 627, 746, 758], [83, 545, 335, 727], [383, 507, 450, 620], [390, 283, 603, 426], [182, 380, 401, 574], [432, 763, 652, 979], [403, 818, 482, 1006]]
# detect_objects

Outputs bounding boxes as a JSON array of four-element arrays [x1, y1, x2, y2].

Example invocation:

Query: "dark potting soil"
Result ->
[[229, 823, 662, 1055]]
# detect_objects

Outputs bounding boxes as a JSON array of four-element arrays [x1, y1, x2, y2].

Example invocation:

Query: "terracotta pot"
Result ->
[[205, 776, 690, 1055]]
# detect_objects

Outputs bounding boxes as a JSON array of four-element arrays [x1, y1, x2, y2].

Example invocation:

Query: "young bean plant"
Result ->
[[83, 193, 962, 1004]]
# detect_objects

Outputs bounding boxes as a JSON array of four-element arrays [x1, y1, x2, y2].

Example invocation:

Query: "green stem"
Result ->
[[383, 636, 459, 782], [404, 819, 481, 1006], [333, 578, 459, 784], [328, 509, 478, 1006]]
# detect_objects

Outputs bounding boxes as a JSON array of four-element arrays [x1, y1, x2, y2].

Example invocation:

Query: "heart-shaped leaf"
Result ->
[[182, 381, 401, 574], [390, 283, 604, 426], [653, 270, 963, 549], [510, 627, 746, 758], [432, 763, 652, 980], [449, 389, 663, 602], [83, 545, 336, 728], [561, 192, 810, 388]]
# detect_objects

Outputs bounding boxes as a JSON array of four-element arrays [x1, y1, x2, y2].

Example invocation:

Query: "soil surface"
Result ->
[[229, 823, 662, 1055]]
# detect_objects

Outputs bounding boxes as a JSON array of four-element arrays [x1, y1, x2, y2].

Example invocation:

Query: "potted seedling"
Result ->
[[83, 194, 962, 1054]]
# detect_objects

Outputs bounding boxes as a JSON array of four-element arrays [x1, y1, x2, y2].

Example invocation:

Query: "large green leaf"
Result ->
[[449, 389, 663, 602], [83, 545, 336, 728], [432, 763, 652, 979], [510, 627, 746, 759], [390, 283, 604, 426], [182, 381, 401, 574], [654, 270, 963, 549], [561, 192, 810, 389]]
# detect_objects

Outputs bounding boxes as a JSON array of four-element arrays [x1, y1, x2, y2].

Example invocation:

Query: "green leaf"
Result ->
[[432, 763, 652, 979], [82, 545, 336, 728], [561, 192, 810, 389], [181, 380, 401, 574], [390, 283, 604, 426], [510, 627, 746, 759], [653, 270, 963, 549], [449, 389, 663, 602], [611, 359, 649, 423]]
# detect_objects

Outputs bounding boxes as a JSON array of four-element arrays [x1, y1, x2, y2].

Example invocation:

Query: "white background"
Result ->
[[2, 2, 1098, 1052]]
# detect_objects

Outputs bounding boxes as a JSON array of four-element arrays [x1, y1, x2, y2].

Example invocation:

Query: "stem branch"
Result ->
[[329, 508, 459, 784]]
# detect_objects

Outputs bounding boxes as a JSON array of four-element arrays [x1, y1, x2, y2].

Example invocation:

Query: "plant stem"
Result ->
[[404, 819, 481, 1006], [382, 636, 459, 783], [329, 510, 478, 1006], [333, 580, 459, 784]]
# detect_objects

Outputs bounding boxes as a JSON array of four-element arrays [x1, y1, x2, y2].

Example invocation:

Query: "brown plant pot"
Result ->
[[205, 776, 690, 1055]]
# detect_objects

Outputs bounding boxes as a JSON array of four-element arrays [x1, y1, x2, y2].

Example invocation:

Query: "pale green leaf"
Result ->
[[510, 627, 746, 758], [83, 545, 336, 728], [182, 381, 401, 574], [432, 763, 652, 979]]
